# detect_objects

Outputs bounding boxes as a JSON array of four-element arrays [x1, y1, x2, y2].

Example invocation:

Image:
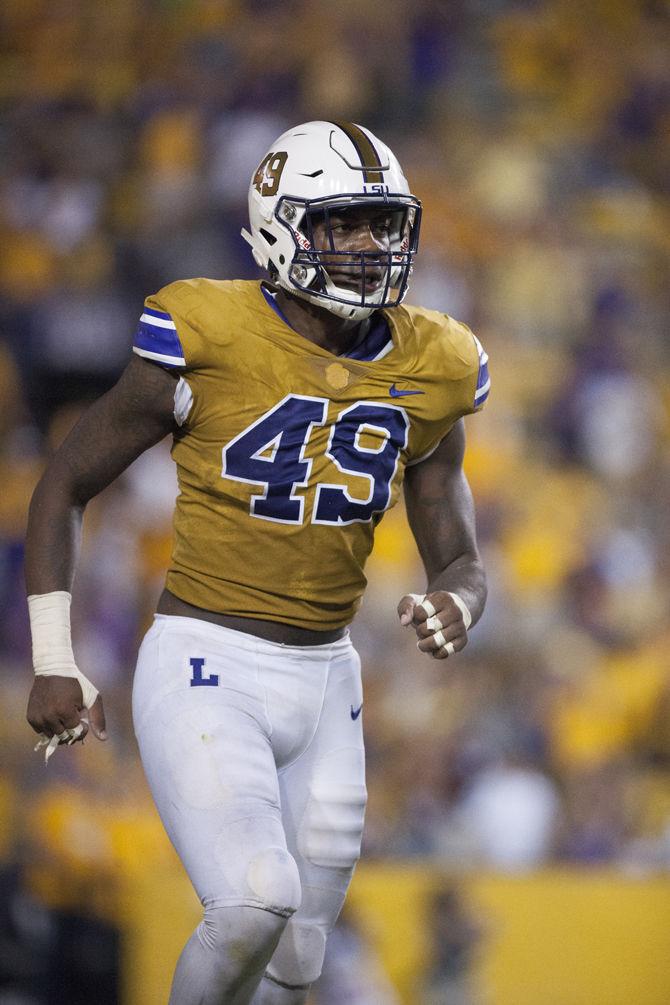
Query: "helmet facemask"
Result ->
[[275, 194, 421, 321]]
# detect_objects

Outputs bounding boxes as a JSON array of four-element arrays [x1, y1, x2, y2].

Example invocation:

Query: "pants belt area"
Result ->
[[156, 589, 348, 647]]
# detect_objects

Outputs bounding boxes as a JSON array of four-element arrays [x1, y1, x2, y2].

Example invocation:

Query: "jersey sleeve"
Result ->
[[132, 280, 209, 371], [133, 305, 186, 368], [472, 332, 490, 411], [447, 324, 490, 419], [406, 315, 490, 465]]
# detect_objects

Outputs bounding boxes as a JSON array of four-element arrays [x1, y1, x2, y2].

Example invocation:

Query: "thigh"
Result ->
[[132, 616, 292, 911]]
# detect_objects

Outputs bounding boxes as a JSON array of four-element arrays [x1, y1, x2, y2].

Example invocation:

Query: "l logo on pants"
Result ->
[[189, 657, 219, 687]]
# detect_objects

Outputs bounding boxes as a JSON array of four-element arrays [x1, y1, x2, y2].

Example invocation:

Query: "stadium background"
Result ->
[[1, 0, 669, 1002]]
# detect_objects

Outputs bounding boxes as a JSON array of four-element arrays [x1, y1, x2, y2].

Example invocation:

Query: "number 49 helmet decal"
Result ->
[[241, 120, 422, 323]]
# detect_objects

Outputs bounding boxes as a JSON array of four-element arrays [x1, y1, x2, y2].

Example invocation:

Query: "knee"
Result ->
[[198, 902, 288, 961], [246, 846, 302, 917], [197, 847, 301, 957], [266, 920, 327, 987]]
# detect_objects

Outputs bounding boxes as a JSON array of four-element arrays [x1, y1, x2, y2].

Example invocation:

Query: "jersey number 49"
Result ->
[[221, 394, 408, 526]]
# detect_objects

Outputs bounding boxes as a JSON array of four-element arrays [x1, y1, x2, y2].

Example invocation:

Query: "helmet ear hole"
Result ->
[[260, 228, 277, 246]]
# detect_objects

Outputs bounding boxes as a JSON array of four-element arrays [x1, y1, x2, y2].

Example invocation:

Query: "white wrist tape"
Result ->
[[28, 592, 99, 709], [447, 592, 472, 630]]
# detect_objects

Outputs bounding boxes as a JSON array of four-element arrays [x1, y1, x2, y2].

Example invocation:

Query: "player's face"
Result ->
[[309, 206, 394, 294]]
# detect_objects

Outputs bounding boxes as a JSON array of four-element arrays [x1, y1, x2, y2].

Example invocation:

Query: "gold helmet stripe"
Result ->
[[330, 120, 384, 184]]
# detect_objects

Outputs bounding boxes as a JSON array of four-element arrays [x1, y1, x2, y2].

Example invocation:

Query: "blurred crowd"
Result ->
[[1, 0, 670, 1000]]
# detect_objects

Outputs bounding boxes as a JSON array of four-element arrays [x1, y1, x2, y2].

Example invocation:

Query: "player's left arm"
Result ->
[[398, 418, 487, 659]]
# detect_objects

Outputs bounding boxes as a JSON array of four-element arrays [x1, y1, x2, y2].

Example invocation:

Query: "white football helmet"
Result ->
[[241, 120, 421, 322]]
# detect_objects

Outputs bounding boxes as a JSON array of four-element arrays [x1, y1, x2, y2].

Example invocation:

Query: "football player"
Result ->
[[25, 120, 489, 1004]]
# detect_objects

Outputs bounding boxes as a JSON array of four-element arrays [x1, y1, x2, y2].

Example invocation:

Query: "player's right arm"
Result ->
[[25, 354, 179, 747]]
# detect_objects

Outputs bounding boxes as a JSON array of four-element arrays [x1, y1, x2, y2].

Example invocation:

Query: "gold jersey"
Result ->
[[133, 279, 489, 629]]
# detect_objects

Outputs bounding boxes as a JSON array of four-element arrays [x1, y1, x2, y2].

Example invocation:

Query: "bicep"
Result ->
[[42, 355, 179, 505], [403, 420, 479, 578]]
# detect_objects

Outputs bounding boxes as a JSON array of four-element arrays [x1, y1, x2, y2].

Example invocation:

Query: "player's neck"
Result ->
[[274, 288, 368, 356]]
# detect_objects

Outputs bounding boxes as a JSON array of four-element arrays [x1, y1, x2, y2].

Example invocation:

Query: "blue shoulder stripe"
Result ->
[[134, 311, 186, 366], [473, 334, 490, 407], [143, 307, 173, 322]]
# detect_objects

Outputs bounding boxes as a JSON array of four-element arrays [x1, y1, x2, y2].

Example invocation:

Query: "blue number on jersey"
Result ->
[[222, 395, 327, 523], [314, 402, 409, 524], [221, 395, 408, 525]]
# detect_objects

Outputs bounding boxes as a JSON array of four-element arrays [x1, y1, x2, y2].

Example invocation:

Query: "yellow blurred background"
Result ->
[[1, 0, 669, 1002]]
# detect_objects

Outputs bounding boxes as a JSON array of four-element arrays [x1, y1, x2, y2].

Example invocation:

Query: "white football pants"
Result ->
[[132, 614, 367, 1000]]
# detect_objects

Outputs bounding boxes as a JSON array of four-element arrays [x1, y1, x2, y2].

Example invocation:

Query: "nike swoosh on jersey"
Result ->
[[350, 703, 363, 720], [389, 383, 424, 398]]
